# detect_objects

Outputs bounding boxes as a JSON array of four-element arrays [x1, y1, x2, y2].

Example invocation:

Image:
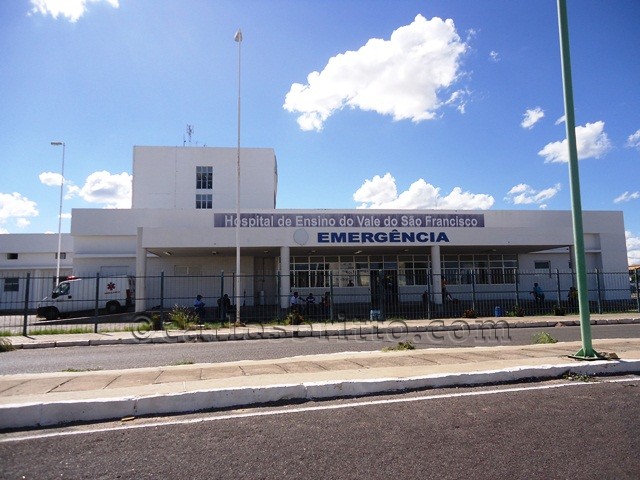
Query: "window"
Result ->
[[6, 253, 18, 260], [174, 265, 202, 276], [4, 278, 19, 292], [55, 252, 66, 260], [534, 261, 551, 277], [196, 194, 212, 209], [442, 254, 518, 285], [196, 166, 213, 189]]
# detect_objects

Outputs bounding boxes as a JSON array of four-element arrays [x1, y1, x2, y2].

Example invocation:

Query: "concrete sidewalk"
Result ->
[[1, 318, 640, 430], [4, 312, 640, 349]]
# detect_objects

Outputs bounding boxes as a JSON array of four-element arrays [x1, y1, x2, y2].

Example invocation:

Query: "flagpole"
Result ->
[[234, 29, 243, 327]]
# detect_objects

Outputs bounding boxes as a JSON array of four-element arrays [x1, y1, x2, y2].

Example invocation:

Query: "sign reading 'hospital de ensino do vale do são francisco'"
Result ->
[[213, 213, 484, 245], [214, 213, 485, 229]]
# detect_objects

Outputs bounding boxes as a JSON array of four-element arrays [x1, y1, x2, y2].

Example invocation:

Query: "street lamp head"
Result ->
[[234, 29, 242, 42], [51, 141, 64, 146]]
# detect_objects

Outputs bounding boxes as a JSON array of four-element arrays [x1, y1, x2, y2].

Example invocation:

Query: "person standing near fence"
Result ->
[[530, 283, 545, 302], [194, 294, 205, 321]]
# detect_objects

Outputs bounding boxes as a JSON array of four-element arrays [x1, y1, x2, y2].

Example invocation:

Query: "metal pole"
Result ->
[[426, 271, 431, 320], [555, 269, 562, 309], [22, 273, 31, 337], [234, 29, 243, 327], [635, 271, 639, 313], [160, 271, 165, 328], [220, 270, 225, 323], [94, 273, 100, 333], [595, 269, 602, 314], [51, 141, 65, 282], [471, 271, 477, 312], [557, 0, 599, 359]]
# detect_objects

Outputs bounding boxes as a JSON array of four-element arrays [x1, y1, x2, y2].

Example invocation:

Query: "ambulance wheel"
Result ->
[[44, 307, 59, 320], [106, 301, 121, 314]]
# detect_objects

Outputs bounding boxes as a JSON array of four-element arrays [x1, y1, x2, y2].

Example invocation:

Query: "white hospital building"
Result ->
[[0, 146, 631, 314]]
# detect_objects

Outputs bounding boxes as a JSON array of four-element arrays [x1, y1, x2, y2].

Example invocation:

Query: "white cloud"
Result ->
[[614, 191, 640, 203], [489, 51, 500, 62], [521, 107, 544, 129], [505, 183, 561, 207], [283, 15, 469, 131], [68, 171, 132, 208], [555, 116, 565, 125], [40, 171, 78, 200], [627, 231, 640, 266], [28, 0, 119, 23], [39, 171, 63, 187], [627, 129, 640, 150], [0, 192, 39, 229], [538, 121, 612, 163], [353, 173, 494, 210]]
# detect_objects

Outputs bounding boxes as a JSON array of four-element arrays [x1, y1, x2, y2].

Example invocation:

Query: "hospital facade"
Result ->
[[0, 146, 631, 312]]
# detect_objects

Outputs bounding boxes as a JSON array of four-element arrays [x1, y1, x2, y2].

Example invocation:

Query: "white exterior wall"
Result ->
[[64, 206, 630, 309], [132, 146, 277, 210], [0, 234, 73, 309]]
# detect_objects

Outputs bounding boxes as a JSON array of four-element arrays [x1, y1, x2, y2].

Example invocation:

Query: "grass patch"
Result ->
[[532, 331, 558, 344], [563, 372, 597, 382], [168, 305, 197, 330], [0, 337, 15, 352], [172, 359, 195, 366], [62, 367, 103, 372], [0, 331, 12, 337], [31, 327, 94, 335], [382, 341, 415, 352]]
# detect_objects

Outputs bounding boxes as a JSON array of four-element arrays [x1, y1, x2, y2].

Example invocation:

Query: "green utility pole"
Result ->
[[557, 0, 601, 359]]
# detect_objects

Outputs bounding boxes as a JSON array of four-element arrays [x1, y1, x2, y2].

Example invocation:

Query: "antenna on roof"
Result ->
[[184, 124, 194, 146]]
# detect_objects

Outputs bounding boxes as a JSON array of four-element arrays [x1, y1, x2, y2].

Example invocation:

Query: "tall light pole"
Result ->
[[234, 28, 243, 326], [51, 141, 66, 283], [557, 0, 599, 359]]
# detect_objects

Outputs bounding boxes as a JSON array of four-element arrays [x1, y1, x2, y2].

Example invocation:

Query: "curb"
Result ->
[[7, 317, 640, 350], [2, 358, 639, 431]]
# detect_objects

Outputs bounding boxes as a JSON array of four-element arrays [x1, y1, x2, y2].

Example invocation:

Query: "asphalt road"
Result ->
[[1, 376, 639, 479], [1, 324, 639, 375]]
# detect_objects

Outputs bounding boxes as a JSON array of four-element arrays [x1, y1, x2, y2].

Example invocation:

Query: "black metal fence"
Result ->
[[0, 270, 637, 336]]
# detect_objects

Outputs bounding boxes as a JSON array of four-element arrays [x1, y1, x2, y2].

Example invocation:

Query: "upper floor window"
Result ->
[[55, 252, 66, 260], [6, 253, 18, 260], [196, 194, 212, 209], [196, 166, 213, 190]]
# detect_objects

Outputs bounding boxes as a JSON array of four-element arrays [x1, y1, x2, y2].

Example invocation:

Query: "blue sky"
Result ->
[[1, 0, 639, 264]]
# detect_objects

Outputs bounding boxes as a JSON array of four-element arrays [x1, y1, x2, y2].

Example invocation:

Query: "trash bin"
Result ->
[[370, 309, 382, 321], [494, 306, 502, 317]]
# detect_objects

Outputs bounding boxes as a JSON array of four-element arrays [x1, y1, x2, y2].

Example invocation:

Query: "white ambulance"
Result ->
[[37, 276, 135, 320]]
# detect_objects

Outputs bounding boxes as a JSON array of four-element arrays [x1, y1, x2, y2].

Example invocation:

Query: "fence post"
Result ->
[[426, 271, 432, 320], [93, 272, 100, 333], [160, 271, 165, 327], [595, 268, 602, 314], [635, 272, 639, 313], [276, 271, 281, 323], [515, 270, 520, 309], [232, 272, 236, 307], [471, 271, 477, 312], [219, 270, 225, 323], [329, 271, 335, 323], [22, 273, 31, 337], [555, 269, 562, 309]]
